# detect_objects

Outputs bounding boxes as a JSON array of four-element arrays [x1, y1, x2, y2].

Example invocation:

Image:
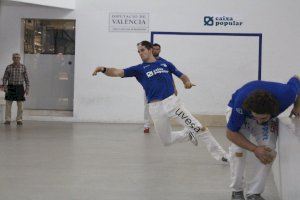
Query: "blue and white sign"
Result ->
[[203, 16, 243, 27]]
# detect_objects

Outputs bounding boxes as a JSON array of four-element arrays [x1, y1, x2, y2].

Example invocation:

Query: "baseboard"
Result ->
[[24, 109, 73, 117], [23, 110, 226, 126]]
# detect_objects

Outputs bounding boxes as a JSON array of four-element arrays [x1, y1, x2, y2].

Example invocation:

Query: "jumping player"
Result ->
[[92, 40, 228, 162]]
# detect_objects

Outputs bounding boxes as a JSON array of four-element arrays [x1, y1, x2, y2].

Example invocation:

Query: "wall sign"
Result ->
[[109, 13, 149, 32]]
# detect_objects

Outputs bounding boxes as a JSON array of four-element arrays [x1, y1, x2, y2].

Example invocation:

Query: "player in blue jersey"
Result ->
[[143, 43, 178, 134], [153, 43, 165, 61], [143, 43, 162, 134], [226, 76, 300, 200], [92, 40, 228, 162]]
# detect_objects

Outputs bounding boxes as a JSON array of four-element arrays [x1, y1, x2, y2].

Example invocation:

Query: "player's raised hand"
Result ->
[[184, 81, 196, 89], [92, 66, 104, 76]]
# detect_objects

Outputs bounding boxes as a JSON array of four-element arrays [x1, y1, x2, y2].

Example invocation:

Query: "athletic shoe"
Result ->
[[232, 191, 245, 200], [188, 131, 198, 146], [144, 127, 150, 134], [221, 157, 228, 163], [246, 194, 265, 200]]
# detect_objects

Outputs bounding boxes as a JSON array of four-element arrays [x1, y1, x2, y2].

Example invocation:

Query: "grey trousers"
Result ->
[[5, 100, 23, 122]]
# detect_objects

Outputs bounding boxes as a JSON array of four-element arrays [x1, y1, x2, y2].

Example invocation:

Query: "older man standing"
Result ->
[[2, 53, 30, 125]]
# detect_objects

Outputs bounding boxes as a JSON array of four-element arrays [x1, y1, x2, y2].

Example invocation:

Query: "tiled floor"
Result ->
[[0, 122, 280, 200]]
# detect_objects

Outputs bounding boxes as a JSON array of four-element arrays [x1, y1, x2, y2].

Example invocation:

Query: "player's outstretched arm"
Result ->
[[92, 66, 124, 77], [179, 74, 196, 89]]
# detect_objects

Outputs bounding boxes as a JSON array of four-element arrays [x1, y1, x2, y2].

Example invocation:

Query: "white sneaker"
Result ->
[[188, 131, 198, 146], [221, 156, 228, 163], [221, 153, 230, 163]]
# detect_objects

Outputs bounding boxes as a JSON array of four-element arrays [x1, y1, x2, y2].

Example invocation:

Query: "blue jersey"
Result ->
[[123, 60, 183, 103], [156, 57, 167, 62], [227, 76, 300, 132]]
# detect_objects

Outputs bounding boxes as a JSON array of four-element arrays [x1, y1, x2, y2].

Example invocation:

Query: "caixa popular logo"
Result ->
[[204, 16, 214, 26], [204, 16, 243, 27]]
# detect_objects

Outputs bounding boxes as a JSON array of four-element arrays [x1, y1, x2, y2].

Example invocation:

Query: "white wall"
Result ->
[[0, 1, 75, 120], [273, 118, 300, 200], [8, 0, 75, 9], [0, 1, 75, 72], [154, 35, 259, 114], [0, 0, 300, 122]]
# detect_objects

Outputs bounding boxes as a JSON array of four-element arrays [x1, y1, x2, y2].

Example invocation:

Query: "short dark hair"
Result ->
[[242, 90, 279, 116], [137, 41, 153, 50], [153, 43, 161, 48], [12, 53, 20, 57]]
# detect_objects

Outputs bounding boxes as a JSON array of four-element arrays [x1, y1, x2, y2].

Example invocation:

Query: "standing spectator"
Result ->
[[2, 53, 30, 125]]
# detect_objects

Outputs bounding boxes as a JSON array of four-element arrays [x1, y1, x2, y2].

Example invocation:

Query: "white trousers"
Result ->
[[144, 94, 151, 128], [225, 107, 278, 195], [149, 95, 227, 161]]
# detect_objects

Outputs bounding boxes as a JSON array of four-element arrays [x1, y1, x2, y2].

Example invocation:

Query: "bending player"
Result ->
[[226, 76, 300, 200]]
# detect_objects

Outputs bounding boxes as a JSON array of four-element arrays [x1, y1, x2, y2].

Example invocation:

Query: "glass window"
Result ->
[[24, 19, 75, 55]]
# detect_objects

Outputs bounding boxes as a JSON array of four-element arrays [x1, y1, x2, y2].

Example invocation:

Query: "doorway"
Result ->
[[23, 19, 75, 112]]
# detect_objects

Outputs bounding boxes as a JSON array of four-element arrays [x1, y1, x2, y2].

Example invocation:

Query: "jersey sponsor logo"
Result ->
[[236, 108, 243, 114], [262, 125, 269, 141], [160, 63, 168, 68], [146, 71, 154, 77], [143, 65, 150, 69], [146, 68, 169, 78]]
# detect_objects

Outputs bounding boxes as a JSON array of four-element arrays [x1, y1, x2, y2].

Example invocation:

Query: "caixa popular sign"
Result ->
[[109, 13, 149, 32], [203, 16, 243, 27]]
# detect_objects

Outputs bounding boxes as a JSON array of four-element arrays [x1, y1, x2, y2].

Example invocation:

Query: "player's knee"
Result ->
[[233, 152, 244, 158], [229, 146, 245, 157]]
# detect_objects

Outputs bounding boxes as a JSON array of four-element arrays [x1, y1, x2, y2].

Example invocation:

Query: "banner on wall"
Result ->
[[203, 16, 243, 27], [109, 13, 149, 32]]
